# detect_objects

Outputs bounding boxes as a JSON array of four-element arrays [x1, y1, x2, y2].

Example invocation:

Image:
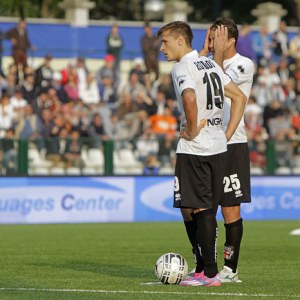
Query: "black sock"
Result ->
[[193, 209, 218, 278], [183, 220, 204, 273], [224, 218, 243, 273]]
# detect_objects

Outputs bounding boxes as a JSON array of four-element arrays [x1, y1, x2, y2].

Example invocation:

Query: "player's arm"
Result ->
[[180, 88, 199, 140], [198, 26, 210, 57], [224, 82, 247, 141]]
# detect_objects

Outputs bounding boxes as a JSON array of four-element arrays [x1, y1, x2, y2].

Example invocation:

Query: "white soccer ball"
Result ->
[[155, 252, 188, 284]]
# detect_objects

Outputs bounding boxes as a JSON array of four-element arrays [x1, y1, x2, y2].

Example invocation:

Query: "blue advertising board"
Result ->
[[0, 176, 299, 224]]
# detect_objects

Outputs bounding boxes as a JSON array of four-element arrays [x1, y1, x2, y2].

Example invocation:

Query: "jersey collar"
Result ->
[[180, 50, 198, 62]]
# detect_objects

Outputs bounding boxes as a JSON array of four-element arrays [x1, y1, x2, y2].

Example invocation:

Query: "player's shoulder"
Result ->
[[228, 53, 255, 75], [233, 54, 255, 69]]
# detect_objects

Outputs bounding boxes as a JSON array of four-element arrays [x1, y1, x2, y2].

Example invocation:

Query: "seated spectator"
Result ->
[[244, 95, 263, 131], [291, 111, 300, 134], [147, 106, 178, 138], [10, 88, 27, 114], [142, 154, 160, 175], [63, 72, 79, 102], [284, 78, 297, 109], [154, 73, 176, 100], [135, 90, 157, 116], [268, 110, 291, 139], [87, 113, 109, 148], [0, 73, 8, 98], [46, 127, 69, 167], [79, 73, 100, 105], [0, 127, 17, 175], [0, 90, 15, 138], [158, 132, 177, 166], [34, 90, 53, 116], [14, 103, 44, 150], [263, 99, 283, 135], [268, 77, 286, 106], [75, 56, 89, 92], [20, 71, 36, 105], [274, 129, 293, 168], [46, 87, 63, 115], [277, 58, 292, 86], [248, 137, 266, 170], [92, 101, 113, 133], [129, 57, 145, 85], [114, 92, 148, 145], [50, 112, 67, 138], [121, 72, 147, 102], [64, 129, 84, 168], [98, 71, 118, 108], [96, 54, 119, 89], [35, 53, 53, 93], [252, 77, 272, 108], [252, 24, 272, 67], [5, 72, 18, 97], [165, 98, 181, 130], [154, 90, 166, 115], [135, 128, 159, 162], [51, 71, 68, 104], [289, 28, 300, 66], [60, 60, 78, 86]]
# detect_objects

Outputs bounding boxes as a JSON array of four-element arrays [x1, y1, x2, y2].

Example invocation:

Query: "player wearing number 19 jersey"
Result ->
[[157, 21, 246, 286]]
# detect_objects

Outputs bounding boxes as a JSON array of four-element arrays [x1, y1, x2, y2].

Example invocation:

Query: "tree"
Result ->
[[0, 0, 298, 25], [186, 0, 298, 25]]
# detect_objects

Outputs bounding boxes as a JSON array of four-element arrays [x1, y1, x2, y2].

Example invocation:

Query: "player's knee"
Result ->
[[221, 205, 241, 223], [180, 208, 194, 221]]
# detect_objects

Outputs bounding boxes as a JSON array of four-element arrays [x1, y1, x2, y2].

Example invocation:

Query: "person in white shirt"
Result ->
[[157, 21, 246, 287], [188, 17, 254, 283]]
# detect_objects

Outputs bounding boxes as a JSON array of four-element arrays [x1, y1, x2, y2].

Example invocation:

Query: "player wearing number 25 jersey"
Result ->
[[157, 21, 246, 285], [209, 17, 255, 283], [221, 53, 254, 204]]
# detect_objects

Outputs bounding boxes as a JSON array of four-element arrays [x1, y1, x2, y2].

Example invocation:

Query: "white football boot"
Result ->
[[219, 266, 242, 283]]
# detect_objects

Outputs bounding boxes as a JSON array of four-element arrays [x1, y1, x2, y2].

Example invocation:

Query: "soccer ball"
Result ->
[[155, 252, 188, 284]]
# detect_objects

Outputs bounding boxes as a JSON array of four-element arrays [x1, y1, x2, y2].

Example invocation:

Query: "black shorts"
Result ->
[[173, 152, 226, 211], [220, 143, 251, 207]]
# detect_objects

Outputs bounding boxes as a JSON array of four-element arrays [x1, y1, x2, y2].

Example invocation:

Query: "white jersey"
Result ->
[[222, 53, 254, 144], [172, 50, 231, 156]]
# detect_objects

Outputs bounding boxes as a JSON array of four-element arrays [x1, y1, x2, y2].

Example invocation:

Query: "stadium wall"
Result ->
[[0, 176, 299, 224], [0, 19, 297, 79], [0, 20, 297, 60]]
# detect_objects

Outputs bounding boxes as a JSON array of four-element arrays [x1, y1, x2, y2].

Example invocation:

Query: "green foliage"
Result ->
[[0, 0, 298, 25], [0, 221, 299, 299]]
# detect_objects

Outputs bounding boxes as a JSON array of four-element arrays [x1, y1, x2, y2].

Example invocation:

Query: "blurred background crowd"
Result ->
[[1, 2, 300, 176]]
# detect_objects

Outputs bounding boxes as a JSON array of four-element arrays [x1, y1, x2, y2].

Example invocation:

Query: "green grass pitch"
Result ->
[[0, 220, 299, 300]]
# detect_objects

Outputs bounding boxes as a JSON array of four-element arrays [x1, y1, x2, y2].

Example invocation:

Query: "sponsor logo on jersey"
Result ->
[[235, 189, 243, 198], [175, 193, 181, 201], [237, 65, 245, 73], [176, 75, 186, 87], [206, 117, 222, 127]]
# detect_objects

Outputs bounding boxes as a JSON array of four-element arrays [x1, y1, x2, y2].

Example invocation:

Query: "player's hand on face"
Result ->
[[214, 25, 229, 54]]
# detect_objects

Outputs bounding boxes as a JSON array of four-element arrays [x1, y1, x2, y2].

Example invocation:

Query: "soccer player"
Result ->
[[184, 18, 254, 283], [157, 21, 247, 286]]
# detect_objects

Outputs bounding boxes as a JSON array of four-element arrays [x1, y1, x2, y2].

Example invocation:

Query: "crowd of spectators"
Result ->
[[241, 20, 300, 173], [1, 19, 300, 175]]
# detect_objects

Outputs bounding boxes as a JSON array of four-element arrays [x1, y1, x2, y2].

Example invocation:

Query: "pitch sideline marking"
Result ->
[[0, 287, 300, 298]]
